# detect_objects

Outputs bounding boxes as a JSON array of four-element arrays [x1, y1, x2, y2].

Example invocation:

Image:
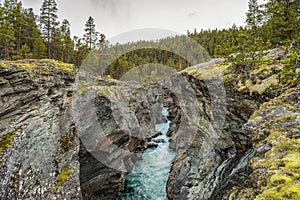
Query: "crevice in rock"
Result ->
[[78, 84, 180, 200]]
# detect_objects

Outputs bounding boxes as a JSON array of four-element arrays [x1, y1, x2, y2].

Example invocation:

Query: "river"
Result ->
[[119, 107, 176, 200]]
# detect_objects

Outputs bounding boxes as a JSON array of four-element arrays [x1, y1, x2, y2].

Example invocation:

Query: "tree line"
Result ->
[[0, 0, 106, 66], [188, 0, 299, 58], [104, 0, 299, 78], [0, 0, 299, 73], [101, 35, 210, 78]]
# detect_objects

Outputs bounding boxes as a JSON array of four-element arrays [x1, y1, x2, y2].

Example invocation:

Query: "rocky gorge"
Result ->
[[0, 55, 299, 199]]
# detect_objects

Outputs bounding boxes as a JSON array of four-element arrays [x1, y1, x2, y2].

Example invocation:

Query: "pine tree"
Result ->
[[40, 0, 58, 58], [0, 0, 16, 59], [51, 26, 63, 60], [84, 16, 97, 50], [0, 4, 3, 57], [23, 8, 40, 53], [74, 36, 89, 66], [33, 35, 46, 59], [12, 1, 25, 58]]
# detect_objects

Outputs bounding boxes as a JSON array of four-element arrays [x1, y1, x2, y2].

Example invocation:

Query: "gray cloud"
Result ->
[[187, 12, 197, 17], [89, 0, 130, 15], [21, 0, 250, 43], [89, 0, 119, 9]]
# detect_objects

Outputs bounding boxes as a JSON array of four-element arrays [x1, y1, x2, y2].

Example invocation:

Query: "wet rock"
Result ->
[[152, 139, 165, 143], [79, 148, 125, 200], [147, 142, 159, 148], [150, 131, 163, 139], [74, 78, 179, 199]]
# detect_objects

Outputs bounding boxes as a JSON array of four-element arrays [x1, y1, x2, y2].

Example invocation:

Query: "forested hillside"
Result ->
[[0, 0, 299, 73], [188, 0, 299, 57], [0, 0, 105, 66]]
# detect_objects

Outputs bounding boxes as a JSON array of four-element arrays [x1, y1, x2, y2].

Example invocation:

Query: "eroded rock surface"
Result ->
[[0, 60, 81, 199], [224, 87, 300, 199], [166, 60, 300, 200]]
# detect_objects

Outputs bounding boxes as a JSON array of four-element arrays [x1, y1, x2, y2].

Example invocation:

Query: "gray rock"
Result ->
[[0, 60, 81, 199], [166, 72, 265, 200], [266, 48, 287, 59], [152, 139, 165, 143]]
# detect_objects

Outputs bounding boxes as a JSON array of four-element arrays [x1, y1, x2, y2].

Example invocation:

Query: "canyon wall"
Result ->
[[0, 60, 81, 199], [0, 58, 299, 200], [166, 60, 300, 199]]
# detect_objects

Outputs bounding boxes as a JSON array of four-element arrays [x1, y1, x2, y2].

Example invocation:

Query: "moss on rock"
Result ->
[[56, 164, 72, 189], [0, 132, 16, 154], [0, 59, 75, 77], [231, 86, 300, 200]]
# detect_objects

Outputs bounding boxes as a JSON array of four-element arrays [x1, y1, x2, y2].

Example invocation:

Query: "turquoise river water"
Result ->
[[119, 108, 176, 200]]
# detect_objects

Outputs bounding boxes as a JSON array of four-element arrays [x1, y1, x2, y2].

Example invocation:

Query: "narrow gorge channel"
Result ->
[[119, 107, 176, 200]]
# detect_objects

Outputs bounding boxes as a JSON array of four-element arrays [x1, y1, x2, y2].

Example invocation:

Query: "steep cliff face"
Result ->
[[167, 63, 259, 200], [166, 59, 299, 200], [224, 86, 300, 200], [0, 60, 81, 199], [75, 79, 175, 199]]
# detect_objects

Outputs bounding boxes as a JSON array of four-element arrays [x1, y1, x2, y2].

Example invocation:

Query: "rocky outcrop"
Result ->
[[166, 59, 299, 199], [0, 60, 81, 199], [167, 71, 258, 200], [224, 87, 300, 199]]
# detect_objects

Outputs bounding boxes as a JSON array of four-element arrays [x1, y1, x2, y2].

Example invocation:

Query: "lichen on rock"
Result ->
[[239, 87, 300, 200]]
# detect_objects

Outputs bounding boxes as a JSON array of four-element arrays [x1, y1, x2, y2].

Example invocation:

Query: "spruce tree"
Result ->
[[40, 0, 58, 58], [20, 44, 30, 59], [61, 19, 74, 63], [97, 33, 106, 50], [84, 16, 97, 50], [265, 0, 300, 46], [246, 0, 263, 40]]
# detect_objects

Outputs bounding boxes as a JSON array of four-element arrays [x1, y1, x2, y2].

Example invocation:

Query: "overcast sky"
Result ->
[[9, 0, 261, 43]]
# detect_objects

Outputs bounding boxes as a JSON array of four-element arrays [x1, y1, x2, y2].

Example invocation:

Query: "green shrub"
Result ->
[[279, 51, 300, 83]]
